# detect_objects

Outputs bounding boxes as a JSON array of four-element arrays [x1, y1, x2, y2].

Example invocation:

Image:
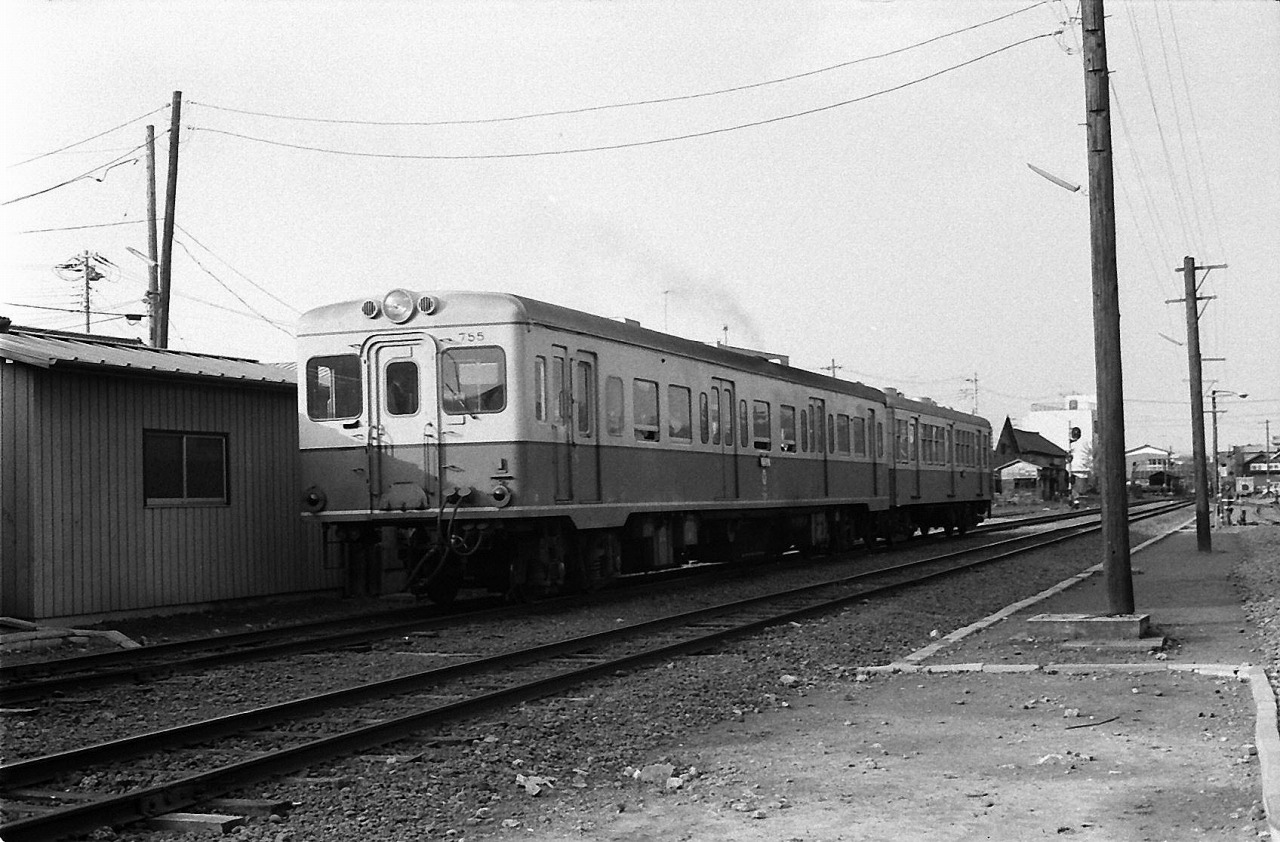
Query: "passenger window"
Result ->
[[385, 360, 419, 416], [710, 387, 721, 445], [752, 401, 772, 451], [721, 388, 734, 447], [800, 409, 809, 452], [828, 414, 835, 453], [836, 414, 851, 454], [852, 416, 866, 456], [633, 379, 660, 441], [877, 422, 885, 458], [605, 376, 624, 437], [739, 400, 749, 448], [668, 385, 692, 441], [575, 359, 594, 437], [534, 357, 547, 422], [699, 392, 710, 444], [780, 405, 797, 453], [550, 356, 566, 422]]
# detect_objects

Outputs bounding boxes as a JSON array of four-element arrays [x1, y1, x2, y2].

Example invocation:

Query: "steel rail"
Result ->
[[0, 504, 1127, 704], [0, 500, 1187, 840]]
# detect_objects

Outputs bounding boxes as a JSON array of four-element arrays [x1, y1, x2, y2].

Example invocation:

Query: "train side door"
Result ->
[[809, 397, 829, 496], [712, 378, 740, 498], [868, 408, 879, 496], [551, 347, 572, 501], [947, 423, 957, 497], [367, 334, 439, 510], [909, 416, 922, 499], [570, 351, 601, 502]]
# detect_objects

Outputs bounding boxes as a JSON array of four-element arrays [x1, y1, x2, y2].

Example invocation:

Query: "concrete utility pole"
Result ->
[[157, 90, 182, 349], [1171, 257, 1225, 551], [1082, 0, 1132, 614], [145, 125, 161, 347], [822, 359, 843, 379]]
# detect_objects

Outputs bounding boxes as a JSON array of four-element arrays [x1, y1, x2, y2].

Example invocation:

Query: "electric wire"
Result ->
[[174, 224, 300, 314], [172, 236, 296, 335], [1166, 2, 1226, 258], [1122, 2, 1195, 253], [1150, 2, 1207, 253], [19, 220, 145, 235], [1110, 83, 1176, 269], [6, 104, 168, 169], [191, 33, 1057, 161], [189, 2, 1049, 128], [1, 133, 166, 206]]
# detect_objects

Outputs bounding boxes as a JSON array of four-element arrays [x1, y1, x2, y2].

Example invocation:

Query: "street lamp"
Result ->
[[1208, 390, 1248, 499]]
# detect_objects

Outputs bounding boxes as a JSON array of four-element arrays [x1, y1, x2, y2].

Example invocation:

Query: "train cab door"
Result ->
[[712, 378, 739, 498], [868, 409, 880, 496], [570, 351, 601, 502], [366, 334, 439, 511], [809, 397, 830, 496]]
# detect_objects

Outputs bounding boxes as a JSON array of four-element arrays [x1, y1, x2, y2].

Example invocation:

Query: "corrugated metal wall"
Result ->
[[5, 364, 339, 619]]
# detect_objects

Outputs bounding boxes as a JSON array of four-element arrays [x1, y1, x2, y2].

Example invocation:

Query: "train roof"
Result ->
[[0, 324, 294, 388], [299, 290, 986, 424]]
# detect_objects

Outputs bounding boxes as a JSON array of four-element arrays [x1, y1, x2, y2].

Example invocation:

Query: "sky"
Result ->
[[3, 0, 1277, 457]]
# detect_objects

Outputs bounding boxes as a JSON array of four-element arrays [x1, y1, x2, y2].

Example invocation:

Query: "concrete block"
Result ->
[[1028, 612, 1151, 640]]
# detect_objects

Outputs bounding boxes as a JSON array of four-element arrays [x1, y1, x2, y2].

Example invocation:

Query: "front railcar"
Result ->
[[297, 289, 547, 601]]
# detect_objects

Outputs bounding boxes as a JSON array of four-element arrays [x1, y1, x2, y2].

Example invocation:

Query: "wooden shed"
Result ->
[[0, 325, 338, 620]]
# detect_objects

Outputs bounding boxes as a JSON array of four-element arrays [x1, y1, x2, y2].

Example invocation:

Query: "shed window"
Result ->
[[634, 379, 660, 441], [306, 354, 362, 420], [441, 346, 506, 415], [144, 431, 228, 506], [668, 385, 693, 441]]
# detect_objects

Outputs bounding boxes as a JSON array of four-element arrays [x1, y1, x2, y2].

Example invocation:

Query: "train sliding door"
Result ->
[[552, 346, 601, 503], [712, 378, 739, 498]]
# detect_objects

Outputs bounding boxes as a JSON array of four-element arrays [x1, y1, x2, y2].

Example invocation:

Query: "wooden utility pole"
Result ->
[[145, 125, 160, 347], [1082, 0, 1132, 614], [157, 90, 182, 348], [1174, 256, 1225, 550], [822, 359, 843, 379]]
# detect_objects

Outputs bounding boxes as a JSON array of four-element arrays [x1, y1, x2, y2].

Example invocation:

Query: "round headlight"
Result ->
[[361, 300, 380, 319], [383, 289, 415, 324]]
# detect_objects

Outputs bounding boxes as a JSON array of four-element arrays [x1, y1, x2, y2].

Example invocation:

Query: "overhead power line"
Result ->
[[172, 236, 295, 336], [174, 224, 300, 314], [20, 220, 145, 235], [7, 103, 169, 169], [1, 132, 167, 207], [192, 32, 1057, 161], [189, 2, 1049, 128]]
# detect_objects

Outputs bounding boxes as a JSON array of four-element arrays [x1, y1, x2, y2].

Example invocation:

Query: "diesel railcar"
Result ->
[[298, 289, 992, 602]]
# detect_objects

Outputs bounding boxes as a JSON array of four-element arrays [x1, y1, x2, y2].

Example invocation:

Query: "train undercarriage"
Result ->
[[324, 500, 989, 604]]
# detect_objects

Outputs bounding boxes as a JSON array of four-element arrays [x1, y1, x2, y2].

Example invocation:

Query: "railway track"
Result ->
[[0, 502, 1163, 707], [0, 503, 1134, 707], [0, 499, 1186, 841]]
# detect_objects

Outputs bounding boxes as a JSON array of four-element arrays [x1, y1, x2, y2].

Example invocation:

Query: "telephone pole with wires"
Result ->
[[54, 251, 115, 333], [157, 90, 183, 348], [822, 359, 843, 379]]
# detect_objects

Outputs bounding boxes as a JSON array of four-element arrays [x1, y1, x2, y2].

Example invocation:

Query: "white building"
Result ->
[[1024, 394, 1097, 482]]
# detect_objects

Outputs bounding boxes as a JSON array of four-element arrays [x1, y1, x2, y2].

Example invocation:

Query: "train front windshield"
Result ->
[[304, 346, 508, 421]]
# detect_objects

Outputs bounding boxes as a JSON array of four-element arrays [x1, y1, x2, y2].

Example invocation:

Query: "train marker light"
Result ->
[[361, 300, 381, 319], [383, 289, 416, 323], [418, 295, 439, 315]]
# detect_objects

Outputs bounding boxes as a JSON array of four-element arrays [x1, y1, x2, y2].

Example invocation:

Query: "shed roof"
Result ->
[[0, 325, 294, 388]]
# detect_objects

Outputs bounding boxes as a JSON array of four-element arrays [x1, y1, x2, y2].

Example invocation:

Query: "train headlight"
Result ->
[[491, 484, 513, 507], [383, 289, 416, 324]]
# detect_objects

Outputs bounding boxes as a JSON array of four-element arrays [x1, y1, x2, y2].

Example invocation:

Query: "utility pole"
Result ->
[[145, 125, 161, 347], [157, 90, 182, 349], [55, 252, 108, 332], [1210, 391, 1221, 501], [1169, 257, 1225, 551], [1082, 0, 1132, 614], [964, 373, 979, 415], [822, 359, 843, 379]]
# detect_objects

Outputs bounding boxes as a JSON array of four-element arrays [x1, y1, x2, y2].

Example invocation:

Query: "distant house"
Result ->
[[0, 324, 337, 620], [993, 417, 1070, 500], [1125, 444, 1174, 487], [1024, 394, 1096, 483]]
